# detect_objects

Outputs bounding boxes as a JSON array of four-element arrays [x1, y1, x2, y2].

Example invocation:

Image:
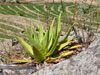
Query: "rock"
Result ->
[[68, 29, 95, 43], [30, 37, 100, 75], [58, 36, 65, 42], [59, 29, 91, 43], [75, 29, 89, 43], [0, 64, 36, 75], [2, 69, 33, 75], [95, 33, 100, 38]]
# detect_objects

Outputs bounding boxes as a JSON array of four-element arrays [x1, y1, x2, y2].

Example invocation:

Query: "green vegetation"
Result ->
[[0, 2, 100, 39], [0, 33, 13, 39], [0, 19, 23, 28], [0, 19, 23, 39], [0, 1, 99, 65], [0, 24, 20, 32], [11, 13, 81, 63], [0, 3, 74, 18]]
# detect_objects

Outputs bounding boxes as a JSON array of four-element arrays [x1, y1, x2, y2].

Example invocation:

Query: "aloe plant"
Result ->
[[12, 13, 81, 63]]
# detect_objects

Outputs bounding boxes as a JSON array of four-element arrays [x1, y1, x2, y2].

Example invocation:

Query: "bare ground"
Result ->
[[0, 14, 47, 28], [45, 0, 97, 5]]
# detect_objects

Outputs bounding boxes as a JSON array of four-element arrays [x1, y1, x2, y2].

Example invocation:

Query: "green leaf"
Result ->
[[28, 36, 46, 62], [38, 24, 44, 43], [46, 13, 62, 56], [16, 37, 34, 58], [47, 18, 55, 50], [41, 29, 49, 50], [30, 23, 38, 42], [46, 28, 61, 57], [55, 12, 61, 38], [57, 12, 61, 35], [49, 18, 55, 40], [61, 23, 75, 42], [47, 37, 53, 50], [32, 46, 46, 62]]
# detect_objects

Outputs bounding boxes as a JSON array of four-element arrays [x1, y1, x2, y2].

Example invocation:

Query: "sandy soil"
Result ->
[[45, 0, 97, 5]]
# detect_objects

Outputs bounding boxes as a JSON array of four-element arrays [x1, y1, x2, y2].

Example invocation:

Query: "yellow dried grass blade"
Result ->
[[58, 37, 75, 51], [45, 57, 56, 63], [68, 45, 82, 49], [58, 41, 71, 51], [11, 59, 32, 63], [61, 51, 74, 57]]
